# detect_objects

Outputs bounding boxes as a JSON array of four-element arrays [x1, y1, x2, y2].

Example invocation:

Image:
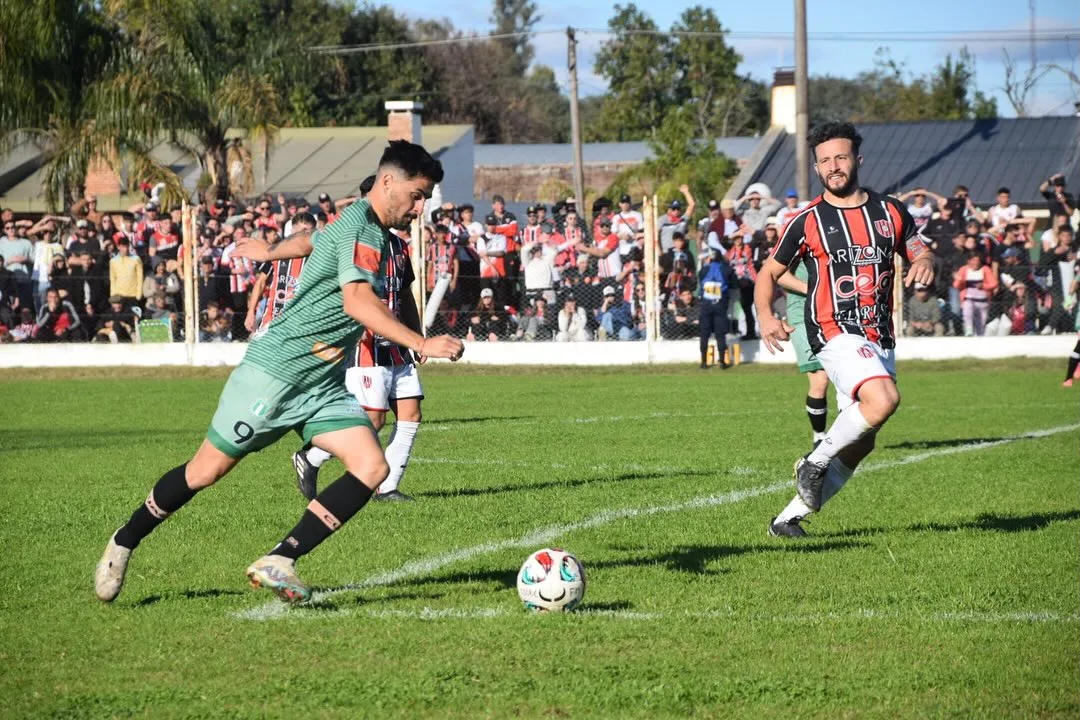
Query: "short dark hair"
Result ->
[[808, 122, 862, 156], [458, 203, 474, 213], [292, 212, 316, 228], [998, 187, 1010, 195], [358, 175, 376, 197], [377, 140, 444, 184]]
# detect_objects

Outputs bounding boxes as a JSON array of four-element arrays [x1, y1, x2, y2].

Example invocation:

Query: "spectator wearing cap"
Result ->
[[34, 287, 82, 342], [556, 295, 589, 341], [29, 218, 64, 310], [533, 203, 548, 226], [1040, 174, 1075, 219], [133, 202, 160, 245], [734, 189, 780, 234], [517, 296, 556, 341], [905, 283, 942, 337], [706, 198, 744, 254], [68, 219, 108, 309], [591, 196, 613, 239], [468, 287, 510, 341], [317, 193, 339, 224], [774, 189, 807, 229], [93, 296, 136, 343], [109, 235, 143, 309], [520, 205, 543, 248], [577, 216, 621, 283], [611, 194, 644, 241], [478, 213, 509, 306], [658, 184, 696, 253], [0, 218, 34, 309], [596, 284, 637, 341]]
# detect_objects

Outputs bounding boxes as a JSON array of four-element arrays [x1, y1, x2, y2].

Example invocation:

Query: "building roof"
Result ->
[[475, 137, 762, 166], [0, 125, 472, 213], [747, 117, 1080, 207]]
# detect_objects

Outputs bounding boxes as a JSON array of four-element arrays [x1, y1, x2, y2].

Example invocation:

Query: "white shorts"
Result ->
[[816, 334, 896, 412], [345, 364, 424, 412]]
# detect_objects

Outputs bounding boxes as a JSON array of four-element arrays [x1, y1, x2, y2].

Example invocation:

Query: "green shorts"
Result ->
[[207, 363, 373, 459], [790, 321, 823, 374]]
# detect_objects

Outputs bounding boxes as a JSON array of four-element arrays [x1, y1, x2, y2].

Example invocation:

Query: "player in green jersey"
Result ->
[[95, 141, 464, 604]]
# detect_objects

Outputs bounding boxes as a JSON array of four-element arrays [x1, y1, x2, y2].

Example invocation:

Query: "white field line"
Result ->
[[410, 457, 750, 476], [236, 423, 1079, 622], [421, 401, 1077, 432], [281, 606, 1080, 624]]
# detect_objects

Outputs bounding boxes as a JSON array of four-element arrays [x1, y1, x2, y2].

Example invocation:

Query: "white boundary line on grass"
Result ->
[[288, 606, 1080, 624], [236, 423, 1079, 622]]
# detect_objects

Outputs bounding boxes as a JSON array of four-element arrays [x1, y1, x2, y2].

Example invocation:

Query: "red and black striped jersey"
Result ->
[[771, 189, 929, 353], [255, 257, 307, 336], [349, 231, 415, 368]]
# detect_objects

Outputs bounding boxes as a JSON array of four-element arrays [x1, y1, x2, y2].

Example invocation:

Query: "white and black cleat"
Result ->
[[794, 455, 829, 512], [374, 490, 415, 502], [768, 515, 809, 538], [292, 449, 319, 501]]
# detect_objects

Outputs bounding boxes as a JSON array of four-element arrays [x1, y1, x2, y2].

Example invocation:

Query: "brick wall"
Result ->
[[84, 157, 121, 197]]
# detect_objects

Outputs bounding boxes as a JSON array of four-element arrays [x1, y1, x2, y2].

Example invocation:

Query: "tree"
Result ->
[[591, 4, 673, 141], [101, 0, 311, 203], [669, 7, 746, 137], [0, 0, 175, 210], [489, 0, 540, 78]]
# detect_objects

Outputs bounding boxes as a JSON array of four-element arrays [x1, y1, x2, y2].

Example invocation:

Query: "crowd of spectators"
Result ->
[[1, 172, 1077, 345]]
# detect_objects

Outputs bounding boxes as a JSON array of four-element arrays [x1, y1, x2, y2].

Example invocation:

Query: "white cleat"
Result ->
[[246, 555, 312, 604], [95, 534, 132, 602]]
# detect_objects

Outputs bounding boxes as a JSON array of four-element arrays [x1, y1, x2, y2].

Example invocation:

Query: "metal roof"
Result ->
[[747, 117, 1080, 207], [475, 137, 763, 166], [0, 125, 472, 212]]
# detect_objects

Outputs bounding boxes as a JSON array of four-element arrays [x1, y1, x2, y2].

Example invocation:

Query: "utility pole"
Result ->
[[794, 0, 809, 200], [567, 27, 586, 213]]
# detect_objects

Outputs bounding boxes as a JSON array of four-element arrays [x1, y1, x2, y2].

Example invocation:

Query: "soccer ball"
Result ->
[[516, 548, 586, 612]]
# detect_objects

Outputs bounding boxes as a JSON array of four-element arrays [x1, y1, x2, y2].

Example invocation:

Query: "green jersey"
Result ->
[[243, 200, 389, 389], [786, 260, 809, 327]]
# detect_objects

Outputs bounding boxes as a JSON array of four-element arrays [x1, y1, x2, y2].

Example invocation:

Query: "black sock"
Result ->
[[700, 339, 708, 365], [270, 472, 373, 560], [1067, 340, 1080, 381], [806, 395, 828, 434], [114, 464, 197, 549]]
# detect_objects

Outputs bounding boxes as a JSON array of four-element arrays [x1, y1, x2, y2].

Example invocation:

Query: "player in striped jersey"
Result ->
[[95, 142, 463, 604], [245, 213, 316, 337], [755, 122, 934, 536], [293, 224, 426, 502]]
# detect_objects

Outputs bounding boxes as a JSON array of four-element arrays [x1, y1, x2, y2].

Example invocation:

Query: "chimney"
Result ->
[[385, 100, 423, 144], [770, 68, 796, 134]]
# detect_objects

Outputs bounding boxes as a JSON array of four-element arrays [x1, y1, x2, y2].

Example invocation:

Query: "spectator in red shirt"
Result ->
[[149, 217, 181, 263]]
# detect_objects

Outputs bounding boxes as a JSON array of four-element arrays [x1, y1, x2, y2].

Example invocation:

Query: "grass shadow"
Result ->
[[821, 509, 1080, 539], [415, 469, 714, 500], [884, 437, 1007, 450], [133, 588, 245, 607], [423, 415, 536, 427]]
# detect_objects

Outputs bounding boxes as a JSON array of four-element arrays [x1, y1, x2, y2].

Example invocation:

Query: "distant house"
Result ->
[[0, 103, 474, 213], [474, 138, 763, 205]]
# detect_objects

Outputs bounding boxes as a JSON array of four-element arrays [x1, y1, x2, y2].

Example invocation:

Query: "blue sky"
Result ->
[[405, 0, 1080, 118]]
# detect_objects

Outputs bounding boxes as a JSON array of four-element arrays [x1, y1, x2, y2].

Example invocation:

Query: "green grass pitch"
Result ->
[[0, 360, 1077, 718]]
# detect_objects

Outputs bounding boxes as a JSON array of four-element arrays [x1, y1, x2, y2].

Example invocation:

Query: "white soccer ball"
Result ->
[[516, 548, 586, 612]]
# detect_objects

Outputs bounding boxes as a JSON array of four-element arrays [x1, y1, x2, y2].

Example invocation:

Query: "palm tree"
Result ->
[[0, 0, 180, 210], [101, 0, 308, 203]]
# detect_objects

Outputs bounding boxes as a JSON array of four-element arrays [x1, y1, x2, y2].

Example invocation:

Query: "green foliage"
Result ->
[[831, 47, 999, 124], [590, 4, 767, 143], [490, 0, 540, 78], [605, 107, 737, 207]]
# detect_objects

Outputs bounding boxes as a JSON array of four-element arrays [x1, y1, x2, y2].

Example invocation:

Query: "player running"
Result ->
[[95, 141, 464, 604], [755, 122, 934, 536]]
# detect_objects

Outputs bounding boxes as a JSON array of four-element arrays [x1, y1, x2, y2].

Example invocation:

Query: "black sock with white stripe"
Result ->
[[806, 395, 828, 435], [1067, 340, 1080, 381], [270, 472, 373, 560], [114, 464, 197, 549]]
